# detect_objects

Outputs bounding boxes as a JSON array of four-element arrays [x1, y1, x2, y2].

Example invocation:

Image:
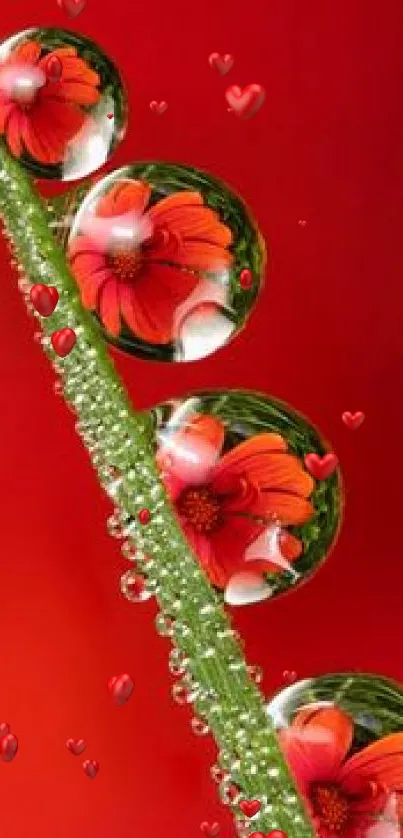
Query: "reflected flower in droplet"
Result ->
[[267, 674, 403, 838], [152, 390, 342, 605], [67, 162, 266, 360]]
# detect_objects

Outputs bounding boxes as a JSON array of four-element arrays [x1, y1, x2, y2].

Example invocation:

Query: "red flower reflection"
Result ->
[[68, 180, 233, 345], [281, 705, 403, 838], [156, 413, 314, 600], [0, 41, 100, 165]]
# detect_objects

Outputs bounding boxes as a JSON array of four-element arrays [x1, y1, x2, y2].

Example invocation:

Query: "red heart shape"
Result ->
[[0, 733, 18, 762], [57, 0, 86, 17], [83, 759, 99, 778], [51, 328, 76, 357], [282, 669, 297, 685], [342, 410, 365, 430], [304, 452, 338, 480], [239, 800, 261, 818], [200, 823, 220, 837], [44, 55, 62, 83], [30, 284, 59, 317], [107, 113, 113, 119], [225, 84, 265, 118], [208, 52, 234, 76], [149, 100, 168, 115], [108, 673, 134, 706], [66, 738, 86, 755], [0, 722, 10, 738]]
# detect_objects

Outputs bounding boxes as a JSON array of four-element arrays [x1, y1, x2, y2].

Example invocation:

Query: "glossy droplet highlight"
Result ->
[[0, 28, 127, 179], [67, 162, 266, 362]]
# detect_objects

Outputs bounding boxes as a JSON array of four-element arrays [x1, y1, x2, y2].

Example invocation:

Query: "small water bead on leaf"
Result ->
[[67, 162, 266, 362], [0, 28, 127, 180], [120, 569, 151, 603], [150, 390, 342, 607], [266, 673, 403, 838], [191, 717, 210, 736]]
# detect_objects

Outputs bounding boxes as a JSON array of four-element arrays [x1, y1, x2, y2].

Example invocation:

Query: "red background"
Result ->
[[1, 1, 403, 836]]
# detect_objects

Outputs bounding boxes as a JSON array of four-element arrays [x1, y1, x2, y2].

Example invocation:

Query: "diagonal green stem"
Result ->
[[0, 139, 315, 838]]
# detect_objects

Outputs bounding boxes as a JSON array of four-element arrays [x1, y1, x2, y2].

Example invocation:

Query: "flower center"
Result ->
[[311, 784, 350, 833], [109, 250, 140, 282], [177, 486, 221, 533]]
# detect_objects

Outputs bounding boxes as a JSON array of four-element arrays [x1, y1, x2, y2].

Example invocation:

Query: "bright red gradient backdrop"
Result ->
[[1, 1, 403, 836]]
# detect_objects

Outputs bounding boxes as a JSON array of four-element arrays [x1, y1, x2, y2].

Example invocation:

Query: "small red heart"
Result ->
[[57, 0, 86, 17], [0, 722, 10, 738], [304, 452, 338, 480], [282, 669, 297, 685], [107, 113, 113, 119], [225, 84, 265, 119], [108, 673, 134, 706], [66, 738, 86, 755], [239, 800, 261, 818], [0, 733, 18, 762], [83, 759, 99, 778], [200, 823, 220, 837], [208, 52, 234, 76], [149, 100, 168, 115], [342, 411, 365, 430], [30, 284, 59, 317], [51, 328, 77, 357]]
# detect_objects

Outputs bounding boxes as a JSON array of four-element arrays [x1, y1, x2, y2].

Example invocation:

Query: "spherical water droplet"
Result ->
[[120, 570, 151, 603], [0, 28, 127, 179], [67, 162, 265, 361], [150, 390, 342, 606], [155, 613, 174, 637], [191, 717, 210, 736], [267, 673, 403, 837]]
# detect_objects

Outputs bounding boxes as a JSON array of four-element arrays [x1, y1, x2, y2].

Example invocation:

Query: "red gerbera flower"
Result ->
[[280, 705, 403, 838], [68, 180, 233, 346], [0, 41, 100, 165], [156, 413, 315, 604]]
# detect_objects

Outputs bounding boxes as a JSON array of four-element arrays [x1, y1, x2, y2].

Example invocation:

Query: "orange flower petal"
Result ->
[[99, 280, 121, 336], [217, 447, 314, 498], [126, 263, 199, 344], [208, 516, 265, 588], [181, 521, 228, 589], [147, 199, 232, 248], [96, 180, 151, 219], [215, 433, 288, 476], [14, 41, 41, 65], [171, 240, 232, 272], [341, 733, 403, 794], [178, 414, 226, 454], [0, 101, 16, 133], [40, 80, 100, 106], [253, 490, 314, 525], [282, 705, 354, 783], [25, 99, 85, 164], [79, 269, 111, 309], [4, 109, 24, 157]]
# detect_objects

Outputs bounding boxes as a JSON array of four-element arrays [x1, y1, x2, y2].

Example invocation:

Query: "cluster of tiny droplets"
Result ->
[[0, 146, 316, 838]]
